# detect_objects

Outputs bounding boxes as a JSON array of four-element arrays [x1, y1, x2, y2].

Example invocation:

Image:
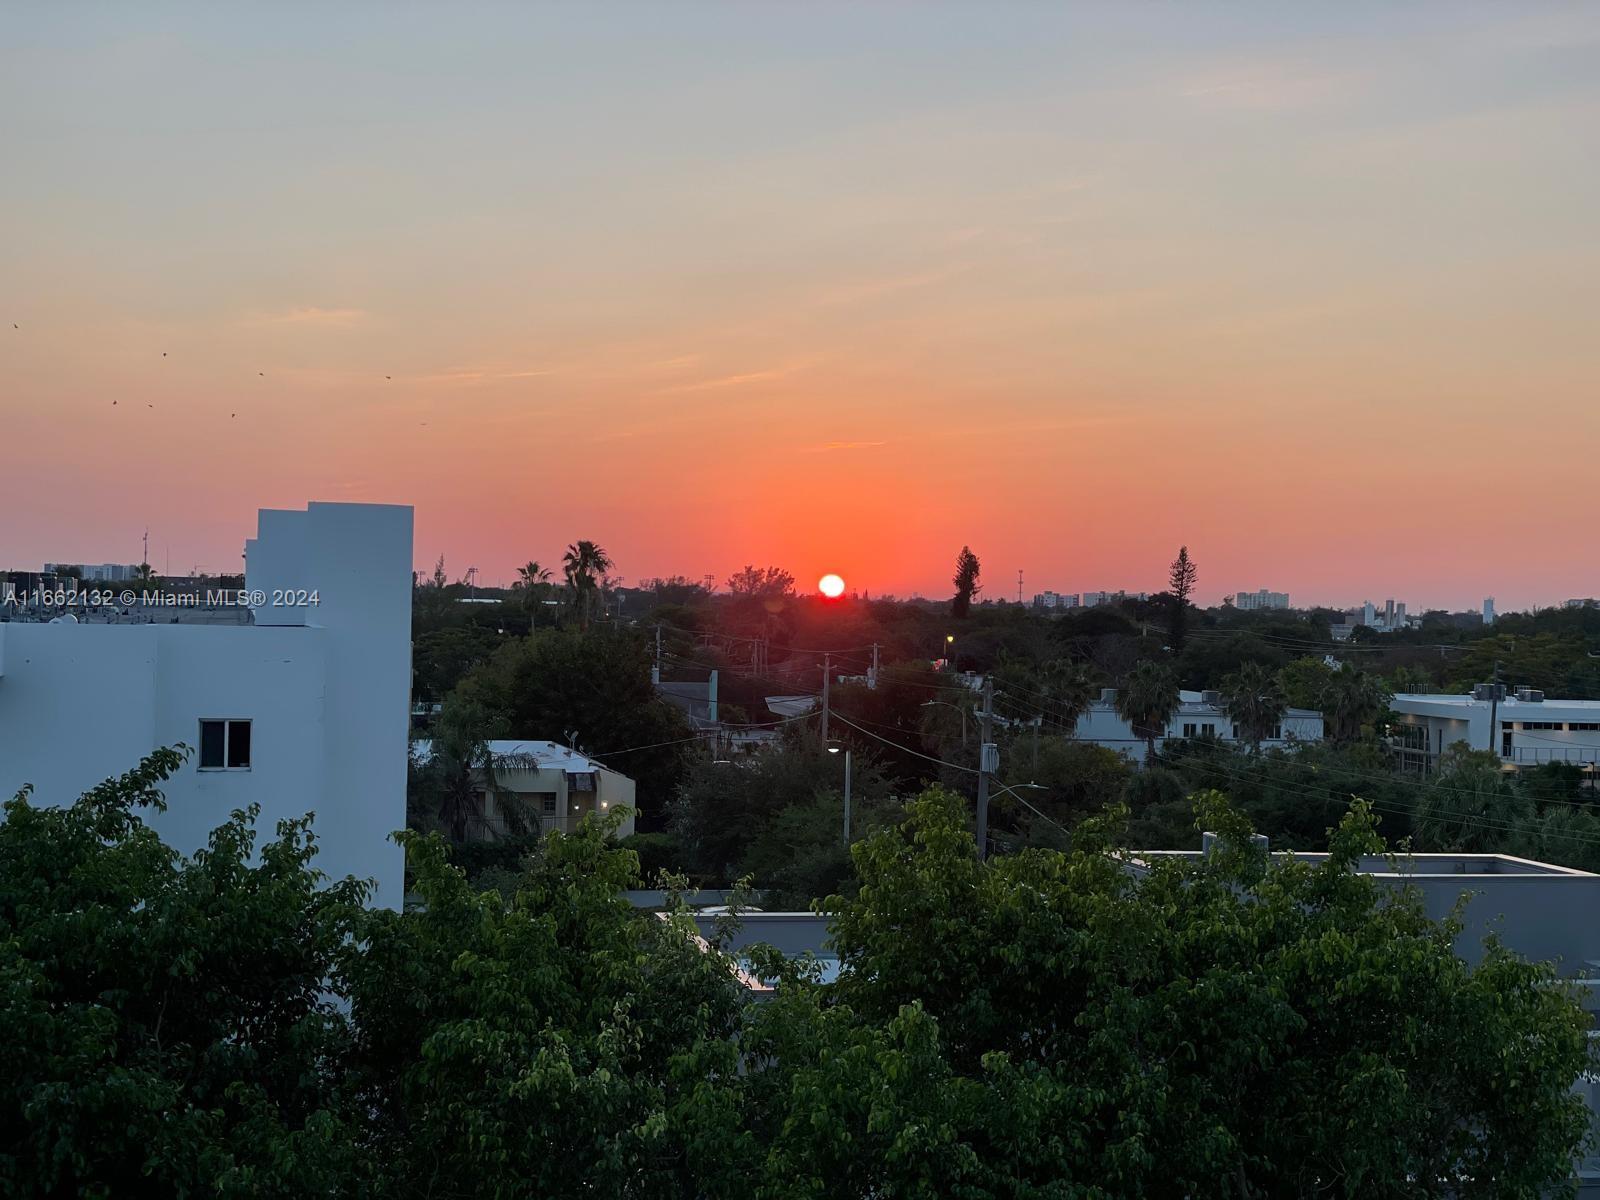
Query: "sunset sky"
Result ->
[[4, 3, 1598, 610]]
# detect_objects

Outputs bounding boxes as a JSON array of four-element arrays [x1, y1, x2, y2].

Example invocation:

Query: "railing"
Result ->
[[1508, 746, 1600, 766]]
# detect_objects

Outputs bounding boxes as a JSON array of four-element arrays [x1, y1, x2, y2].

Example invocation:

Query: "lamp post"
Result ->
[[827, 741, 852, 848], [920, 699, 969, 747]]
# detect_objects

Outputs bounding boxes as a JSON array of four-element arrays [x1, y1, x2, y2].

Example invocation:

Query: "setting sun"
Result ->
[[818, 574, 846, 598]]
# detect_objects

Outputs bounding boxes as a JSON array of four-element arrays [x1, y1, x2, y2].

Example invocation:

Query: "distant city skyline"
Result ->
[[4, 4, 1599, 611]]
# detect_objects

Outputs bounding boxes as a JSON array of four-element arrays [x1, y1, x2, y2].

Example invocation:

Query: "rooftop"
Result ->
[[411, 739, 615, 774], [1394, 692, 1600, 712]]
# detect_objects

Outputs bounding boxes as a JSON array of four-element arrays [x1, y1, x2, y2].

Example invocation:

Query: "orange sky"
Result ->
[[3, 5, 1598, 609]]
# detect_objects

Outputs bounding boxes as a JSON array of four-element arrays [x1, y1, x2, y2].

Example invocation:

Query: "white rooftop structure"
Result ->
[[1074, 688, 1323, 765], [1, 502, 414, 906], [411, 738, 638, 839], [1391, 692, 1600, 772]]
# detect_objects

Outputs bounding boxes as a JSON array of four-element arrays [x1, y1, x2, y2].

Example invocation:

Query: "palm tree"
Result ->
[[562, 540, 613, 630], [1040, 659, 1096, 736], [1222, 661, 1287, 755], [1117, 660, 1180, 765], [1321, 664, 1391, 745], [410, 697, 537, 844], [513, 561, 552, 615]]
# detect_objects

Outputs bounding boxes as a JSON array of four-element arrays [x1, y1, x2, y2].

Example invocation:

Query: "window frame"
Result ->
[[197, 718, 253, 771]]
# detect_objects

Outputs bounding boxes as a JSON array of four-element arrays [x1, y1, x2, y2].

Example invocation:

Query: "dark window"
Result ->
[[1182, 723, 1197, 738], [199, 719, 251, 770], [200, 720, 226, 768], [1268, 724, 1283, 741], [540, 794, 557, 814], [227, 720, 251, 768]]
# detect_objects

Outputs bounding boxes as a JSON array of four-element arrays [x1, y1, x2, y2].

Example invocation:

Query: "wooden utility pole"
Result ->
[[822, 652, 831, 742], [976, 676, 995, 860]]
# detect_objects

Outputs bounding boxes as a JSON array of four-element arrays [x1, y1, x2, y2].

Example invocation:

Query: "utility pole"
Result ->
[[1017, 569, 1023, 605], [652, 624, 662, 685], [842, 748, 852, 849], [1487, 659, 1503, 756], [869, 642, 879, 690], [976, 676, 995, 861], [821, 653, 831, 742]]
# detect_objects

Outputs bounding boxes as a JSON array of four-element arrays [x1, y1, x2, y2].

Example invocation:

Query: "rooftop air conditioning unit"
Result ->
[[1200, 690, 1222, 705], [1472, 683, 1506, 702], [1516, 688, 1545, 703]]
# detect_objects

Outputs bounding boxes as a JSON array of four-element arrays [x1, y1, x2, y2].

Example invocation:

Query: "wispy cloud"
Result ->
[[416, 367, 554, 384], [659, 368, 791, 393], [246, 306, 368, 327], [805, 440, 888, 452]]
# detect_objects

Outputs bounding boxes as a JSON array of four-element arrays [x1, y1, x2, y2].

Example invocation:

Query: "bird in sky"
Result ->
[[162, 352, 167, 357], [385, 375, 391, 380], [258, 371, 264, 377]]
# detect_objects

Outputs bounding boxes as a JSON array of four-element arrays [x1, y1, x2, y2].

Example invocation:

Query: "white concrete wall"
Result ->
[[1073, 700, 1323, 765], [1, 502, 412, 907]]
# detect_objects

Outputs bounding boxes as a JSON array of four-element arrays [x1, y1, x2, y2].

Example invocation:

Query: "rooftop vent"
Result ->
[[1516, 688, 1545, 703]]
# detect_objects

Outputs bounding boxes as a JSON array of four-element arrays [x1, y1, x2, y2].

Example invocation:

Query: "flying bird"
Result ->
[[385, 375, 391, 380], [258, 371, 264, 377]]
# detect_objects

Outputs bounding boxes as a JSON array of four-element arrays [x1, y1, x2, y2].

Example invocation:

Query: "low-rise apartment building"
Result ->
[[1390, 691, 1600, 774], [0, 502, 413, 907], [1073, 688, 1324, 764], [412, 738, 637, 839]]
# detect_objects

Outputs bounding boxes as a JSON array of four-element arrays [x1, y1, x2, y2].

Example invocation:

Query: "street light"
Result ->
[[827, 740, 853, 848], [920, 698, 969, 747], [985, 781, 1052, 856]]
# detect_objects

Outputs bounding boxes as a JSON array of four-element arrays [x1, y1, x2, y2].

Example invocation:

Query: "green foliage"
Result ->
[[346, 817, 754, 1199], [458, 627, 691, 815], [5, 763, 1595, 1198], [796, 788, 1595, 1197], [1117, 659, 1181, 759], [1221, 660, 1288, 753], [668, 740, 894, 887], [618, 831, 683, 880], [1, 750, 368, 1197]]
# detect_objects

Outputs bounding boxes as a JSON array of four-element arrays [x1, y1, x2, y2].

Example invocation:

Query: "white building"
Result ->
[[1073, 688, 1323, 764], [1032, 591, 1079, 610], [1081, 590, 1147, 608], [0, 502, 413, 907], [411, 739, 637, 840], [1484, 596, 1496, 625], [44, 562, 141, 582], [1232, 589, 1290, 611], [1390, 691, 1600, 774]]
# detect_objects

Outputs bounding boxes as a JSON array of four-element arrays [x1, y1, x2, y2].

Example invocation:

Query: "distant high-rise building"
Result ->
[[1032, 591, 1079, 610], [1484, 597, 1496, 625], [1233, 589, 1290, 611]]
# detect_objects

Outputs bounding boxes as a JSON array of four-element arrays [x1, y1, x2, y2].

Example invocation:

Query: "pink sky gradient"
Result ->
[[3, 5, 1598, 610]]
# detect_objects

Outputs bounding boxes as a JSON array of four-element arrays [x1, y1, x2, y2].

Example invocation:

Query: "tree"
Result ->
[[1167, 544, 1197, 650], [1321, 662, 1391, 745], [512, 560, 553, 615], [789, 787, 1594, 1197], [561, 540, 613, 629], [1117, 659, 1181, 763], [1040, 658, 1097, 732], [951, 546, 981, 618], [345, 816, 754, 1199], [457, 627, 691, 817], [0, 750, 369, 1195], [1222, 661, 1288, 754], [430, 554, 448, 589], [408, 695, 539, 844], [725, 564, 795, 597], [1413, 744, 1535, 854], [1278, 655, 1335, 710]]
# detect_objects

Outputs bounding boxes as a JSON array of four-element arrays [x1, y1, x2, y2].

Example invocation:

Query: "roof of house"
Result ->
[[411, 739, 618, 774], [1393, 693, 1600, 714]]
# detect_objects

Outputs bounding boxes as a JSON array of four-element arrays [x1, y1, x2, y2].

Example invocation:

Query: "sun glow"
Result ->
[[818, 573, 846, 598]]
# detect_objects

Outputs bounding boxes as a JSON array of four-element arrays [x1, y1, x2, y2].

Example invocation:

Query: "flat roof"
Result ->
[[1394, 692, 1600, 712], [1130, 850, 1596, 878], [411, 738, 615, 774]]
